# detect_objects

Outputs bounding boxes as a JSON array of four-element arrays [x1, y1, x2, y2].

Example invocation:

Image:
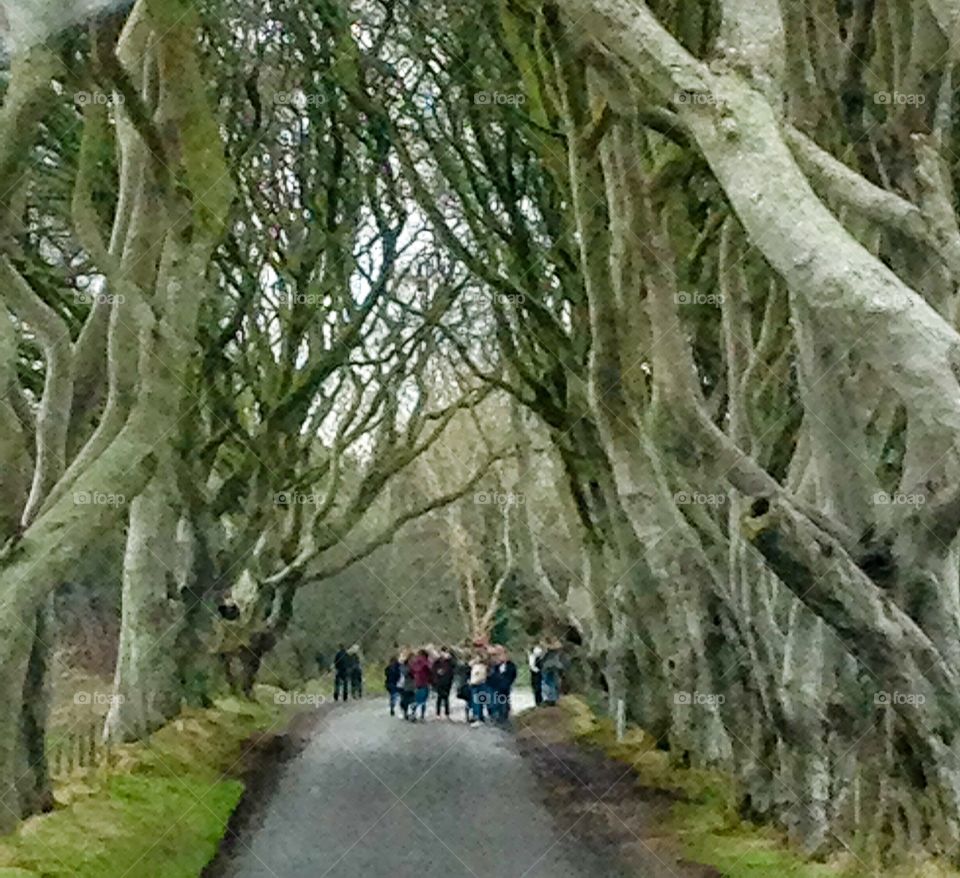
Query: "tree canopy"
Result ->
[[2, 0, 960, 868]]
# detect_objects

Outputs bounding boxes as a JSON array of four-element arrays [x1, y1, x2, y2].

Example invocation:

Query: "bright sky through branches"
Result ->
[[0, 0, 128, 54]]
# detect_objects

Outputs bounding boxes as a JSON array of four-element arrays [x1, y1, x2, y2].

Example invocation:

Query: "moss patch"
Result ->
[[0, 697, 284, 878]]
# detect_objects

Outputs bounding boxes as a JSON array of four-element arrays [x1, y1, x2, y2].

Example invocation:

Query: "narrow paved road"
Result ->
[[227, 697, 630, 877]]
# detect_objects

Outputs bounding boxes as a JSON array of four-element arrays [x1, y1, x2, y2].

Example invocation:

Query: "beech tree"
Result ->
[[0, 0, 235, 828], [4, 0, 960, 867], [341, 0, 960, 861], [0, 0, 501, 816]]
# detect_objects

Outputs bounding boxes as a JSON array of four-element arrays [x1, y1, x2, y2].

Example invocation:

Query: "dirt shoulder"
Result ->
[[513, 701, 721, 878]]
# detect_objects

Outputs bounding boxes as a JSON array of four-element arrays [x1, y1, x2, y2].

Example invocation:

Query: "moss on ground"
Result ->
[[556, 696, 960, 878], [0, 696, 285, 878]]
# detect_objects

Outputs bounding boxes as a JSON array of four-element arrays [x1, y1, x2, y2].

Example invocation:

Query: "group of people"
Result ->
[[332, 644, 364, 701], [383, 638, 565, 726]]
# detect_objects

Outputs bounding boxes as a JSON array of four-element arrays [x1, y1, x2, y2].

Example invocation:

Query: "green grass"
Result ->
[[0, 695, 285, 878], [557, 696, 960, 878]]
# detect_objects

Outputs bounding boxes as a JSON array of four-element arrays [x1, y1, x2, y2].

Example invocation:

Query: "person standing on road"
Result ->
[[409, 648, 433, 722], [454, 652, 471, 721], [348, 644, 364, 698], [333, 644, 350, 701], [488, 645, 518, 723], [540, 639, 564, 706], [384, 654, 402, 716], [399, 651, 416, 720], [528, 645, 544, 706], [431, 647, 455, 718], [468, 649, 489, 725]]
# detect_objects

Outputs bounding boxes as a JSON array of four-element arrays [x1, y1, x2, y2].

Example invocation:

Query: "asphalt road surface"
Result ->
[[226, 695, 629, 877]]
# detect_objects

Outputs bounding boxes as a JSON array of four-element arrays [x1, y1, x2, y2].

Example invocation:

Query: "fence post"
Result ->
[[87, 720, 98, 769], [50, 739, 61, 779]]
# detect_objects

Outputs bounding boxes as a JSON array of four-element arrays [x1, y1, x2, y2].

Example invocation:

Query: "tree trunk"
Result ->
[[104, 469, 182, 742], [0, 627, 34, 833], [15, 599, 54, 818]]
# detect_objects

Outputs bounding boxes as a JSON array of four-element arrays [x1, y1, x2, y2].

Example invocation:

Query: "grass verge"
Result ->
[[553, 696, 960, 878], [0, 696, 285, 878]]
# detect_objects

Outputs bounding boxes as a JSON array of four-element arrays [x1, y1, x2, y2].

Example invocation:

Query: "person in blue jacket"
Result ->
[[384, 655, 402, 715]]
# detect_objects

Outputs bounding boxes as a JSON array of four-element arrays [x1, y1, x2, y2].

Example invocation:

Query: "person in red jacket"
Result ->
[[408, 649, 433, 722]]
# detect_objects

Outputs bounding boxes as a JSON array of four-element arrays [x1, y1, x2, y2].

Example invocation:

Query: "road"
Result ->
[[225, 696, 630, 877]]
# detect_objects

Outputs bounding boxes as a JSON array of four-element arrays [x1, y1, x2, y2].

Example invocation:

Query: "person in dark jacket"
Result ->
[[384, 655, 402, 715], [487, 645, 518, 723], [528, 645, 544, 706], [540, 639, 564, 705], [333, 644, 350, 701], [399, 651, 416, 720], [348, 644, 363, 698], [453, 654, 471, 722], [431, 647, 455, 718]]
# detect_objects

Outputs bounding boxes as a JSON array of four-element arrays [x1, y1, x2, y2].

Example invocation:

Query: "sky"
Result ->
[[0, 0, 129, 55]]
